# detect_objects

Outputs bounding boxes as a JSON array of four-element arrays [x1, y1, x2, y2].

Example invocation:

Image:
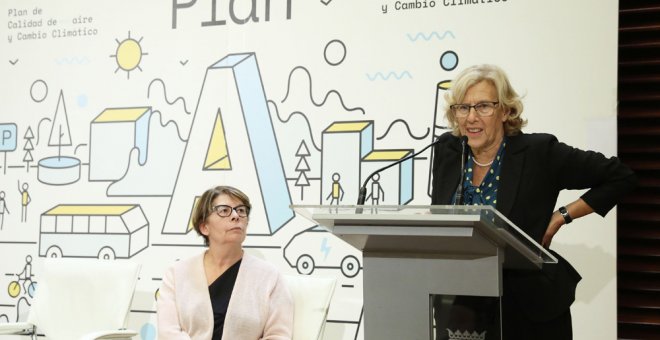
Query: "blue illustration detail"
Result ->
[[360, 124, 373, 158], [213, 53, 294, 233], [76, 94, 88, 108], [321, 237, 331, 260], [406, 31, 456, 42], [140, 323, 156, 340], [366, 71, 413, 81], [399, 156, 413, 204], [135, 111, 150, 165], [440, 51, 459, 71]]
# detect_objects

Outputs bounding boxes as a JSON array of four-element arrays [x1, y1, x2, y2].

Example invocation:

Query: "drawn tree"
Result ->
[[22, 127, 34, 172], [48, 90, 73, 159], [294, 140, 311, 200]]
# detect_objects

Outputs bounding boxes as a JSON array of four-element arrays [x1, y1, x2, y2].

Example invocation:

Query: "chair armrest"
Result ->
[[80, 328, 138, 340], [0, 322, 35, 335]]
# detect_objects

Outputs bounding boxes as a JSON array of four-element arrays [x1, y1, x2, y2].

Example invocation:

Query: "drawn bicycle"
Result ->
[[7, 273, 36, 298]]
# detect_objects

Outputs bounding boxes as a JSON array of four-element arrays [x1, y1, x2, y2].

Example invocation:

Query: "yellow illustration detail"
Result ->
[[204, 111, 231, 170], [44, 205, 136, 216], [8, 281, 20, 298], [117, 40, 141, 70], [187, 197, 201, 232], [110, 31, 148, 79], [364, 150, 410, 161], [438, 80, 452, 90], [93, 107, 150, 123], [325, 121, 370, 132]]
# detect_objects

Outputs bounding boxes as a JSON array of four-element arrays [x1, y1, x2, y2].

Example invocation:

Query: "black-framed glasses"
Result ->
[[212, 204, 250, 217], [450, 101, 499, 117]]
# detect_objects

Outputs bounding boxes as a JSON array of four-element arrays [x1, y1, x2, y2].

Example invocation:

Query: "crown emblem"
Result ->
[[447, 329, 486, 340]]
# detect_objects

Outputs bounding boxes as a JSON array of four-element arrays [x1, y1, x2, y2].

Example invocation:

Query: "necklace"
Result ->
[[472, 156, 494, 167]]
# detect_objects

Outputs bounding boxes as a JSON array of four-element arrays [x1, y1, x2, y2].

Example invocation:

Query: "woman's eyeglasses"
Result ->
[[212, 204, 250, 217], [450, 101, 499, 117]]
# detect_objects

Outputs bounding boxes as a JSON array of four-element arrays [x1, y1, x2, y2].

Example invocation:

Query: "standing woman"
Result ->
[[157, 186, 293, 340], [431, 65, 635, 339]]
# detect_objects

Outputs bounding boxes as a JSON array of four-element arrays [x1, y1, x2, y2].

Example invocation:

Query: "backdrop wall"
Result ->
[[0, 0, 619, 339]]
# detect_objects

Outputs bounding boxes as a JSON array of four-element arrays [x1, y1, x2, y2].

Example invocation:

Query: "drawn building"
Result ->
[[321, 121, 374, 205], [89, 107, 151, 181]]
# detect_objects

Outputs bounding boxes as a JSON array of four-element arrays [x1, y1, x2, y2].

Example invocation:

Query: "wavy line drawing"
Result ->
[[147, 78, 191, 115], [377, 119, 430, 141], [268, 100, 321, 151], [54, 56, 91, 65], [74, 143, 87, 155], [36, 117, 51, 146], [366, 71, 413, 81], [151, 110, 187, 142], [406, 31, 456, 42], [281, 66, 365, 115]]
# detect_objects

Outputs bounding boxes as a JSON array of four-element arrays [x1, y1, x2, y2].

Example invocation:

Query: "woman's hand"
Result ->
[[542, 198, 595, 248], [542, 211, 565, 248]]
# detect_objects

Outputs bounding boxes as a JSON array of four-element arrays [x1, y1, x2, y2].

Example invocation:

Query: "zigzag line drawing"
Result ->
[[268, 100, 322, 152], [366, 71, 413, 81], [281, 66, 365, 115], [54, 56, 91, 65], [152, 110, 187, 142], [377, 119, 430, 141], [406, 31, 456, 42], [147, 78, 191, 115]]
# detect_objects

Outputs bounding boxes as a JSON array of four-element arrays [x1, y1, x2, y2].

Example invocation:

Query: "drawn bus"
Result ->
[[39, 204, 149, 260]]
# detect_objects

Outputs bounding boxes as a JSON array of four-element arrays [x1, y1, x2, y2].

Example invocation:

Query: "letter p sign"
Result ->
[[0, 123, 17, 152]]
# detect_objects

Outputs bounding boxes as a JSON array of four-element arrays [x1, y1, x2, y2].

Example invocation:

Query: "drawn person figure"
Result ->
[[17, 181, 31, 223], [0, 191, 9, 230], [16, 255, 34, 295], [366, 173, 385, 205], [326, 172, 345, 205]]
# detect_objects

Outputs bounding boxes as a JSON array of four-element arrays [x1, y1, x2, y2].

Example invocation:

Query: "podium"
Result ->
[[291, 205, 556, 340]]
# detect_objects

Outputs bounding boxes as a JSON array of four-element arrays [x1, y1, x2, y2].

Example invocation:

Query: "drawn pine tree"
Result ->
[[22, 127, 34, 172], [294, 140, 311, 201]]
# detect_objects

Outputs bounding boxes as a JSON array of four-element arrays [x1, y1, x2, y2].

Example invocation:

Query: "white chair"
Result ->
[[284, 274, 336, 340], [0, 257, 141, 340]]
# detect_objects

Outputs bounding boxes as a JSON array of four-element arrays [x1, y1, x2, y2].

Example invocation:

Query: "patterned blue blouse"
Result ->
[[456, 139, 507, 207]]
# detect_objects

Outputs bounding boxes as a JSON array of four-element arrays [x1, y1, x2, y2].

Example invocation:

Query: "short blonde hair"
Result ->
[[444, 64, 526, 136], [192, 186, 251, 246]]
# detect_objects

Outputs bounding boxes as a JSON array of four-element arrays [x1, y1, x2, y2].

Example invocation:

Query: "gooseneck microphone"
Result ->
[[453, 136, 468, 205], [356, 137, 444, 205]]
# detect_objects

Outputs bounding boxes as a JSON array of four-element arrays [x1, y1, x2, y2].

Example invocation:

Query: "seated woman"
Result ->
[[157, 186, 294, 340]]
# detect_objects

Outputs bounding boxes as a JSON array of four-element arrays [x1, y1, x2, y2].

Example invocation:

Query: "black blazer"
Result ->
[[431, 132, 636, 321]]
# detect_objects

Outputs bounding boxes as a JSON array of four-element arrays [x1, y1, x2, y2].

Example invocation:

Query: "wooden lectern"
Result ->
[[291, 205, 556, 340]]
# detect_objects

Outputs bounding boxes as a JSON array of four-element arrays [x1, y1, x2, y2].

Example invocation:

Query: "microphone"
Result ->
[[357, 137, 444, 205], [453, 136, 468, 205]]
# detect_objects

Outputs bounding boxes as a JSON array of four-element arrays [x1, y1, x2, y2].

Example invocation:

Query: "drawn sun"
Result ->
[[110, 31, 148, 79]]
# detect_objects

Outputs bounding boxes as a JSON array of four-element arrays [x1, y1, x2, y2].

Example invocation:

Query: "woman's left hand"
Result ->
[[542, 211, 565, 248]]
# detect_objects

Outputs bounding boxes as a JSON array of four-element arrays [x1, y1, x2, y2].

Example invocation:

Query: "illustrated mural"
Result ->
[[0, 1, 620, 339]]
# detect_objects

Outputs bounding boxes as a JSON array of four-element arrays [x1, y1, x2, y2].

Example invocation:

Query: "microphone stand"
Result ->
[[356, 138, 442, 210], [453, 136, 468, 205]]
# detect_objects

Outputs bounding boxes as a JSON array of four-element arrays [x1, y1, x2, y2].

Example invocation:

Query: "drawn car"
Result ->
[[283, 225, 362, 278]]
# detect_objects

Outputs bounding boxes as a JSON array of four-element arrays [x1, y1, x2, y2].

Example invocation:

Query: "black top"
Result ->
[[209, 259, 242, 340]]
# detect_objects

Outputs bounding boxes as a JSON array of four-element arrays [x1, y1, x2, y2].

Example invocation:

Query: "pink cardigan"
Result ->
[[157, 252, 294, 340]]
